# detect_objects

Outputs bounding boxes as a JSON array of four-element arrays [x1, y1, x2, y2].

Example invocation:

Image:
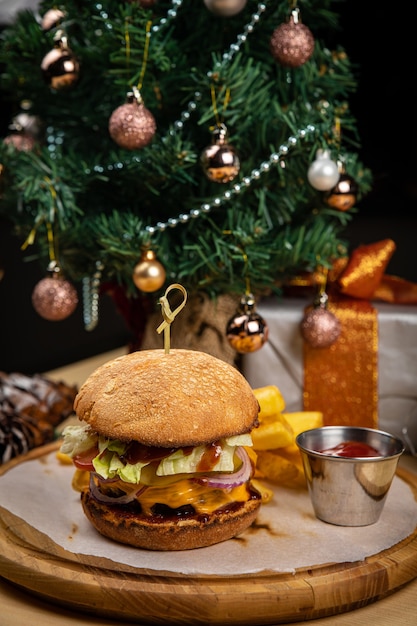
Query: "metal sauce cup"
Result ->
[[296, 426, 405, 526]]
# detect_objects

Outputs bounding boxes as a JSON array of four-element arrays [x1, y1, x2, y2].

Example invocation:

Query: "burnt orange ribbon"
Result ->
[[330, 239, 417, 304], [303, 239, 417, 428]]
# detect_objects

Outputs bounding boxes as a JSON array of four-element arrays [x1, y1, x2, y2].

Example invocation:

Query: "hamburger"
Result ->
[[60, 348, 262, 551]]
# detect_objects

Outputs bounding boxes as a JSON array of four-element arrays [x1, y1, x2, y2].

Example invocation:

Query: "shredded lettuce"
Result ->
[[225, 433, 253, 448], [93, 441, 147, 483], [61, 425, 254, 484], [156, 434, 253, 476], [60, 424, 98, 457]]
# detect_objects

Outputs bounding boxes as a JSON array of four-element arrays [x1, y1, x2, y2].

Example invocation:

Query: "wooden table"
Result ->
[[1, 348, 417, 626]]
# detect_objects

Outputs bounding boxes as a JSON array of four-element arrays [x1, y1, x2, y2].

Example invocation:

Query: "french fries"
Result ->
[[255, 449, 305, 488], [251, 386, 323, 489], [251, 413, 294, 450], [254, 385, 286, 419], [281, 411, 324, 454], [251, 385, 293, 450]]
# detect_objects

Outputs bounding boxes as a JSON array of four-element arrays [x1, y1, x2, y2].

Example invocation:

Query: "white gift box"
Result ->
[[241, 297, 417, 451]]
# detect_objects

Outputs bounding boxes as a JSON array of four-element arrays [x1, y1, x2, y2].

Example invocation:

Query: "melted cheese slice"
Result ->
[[137, 479, 251, 515], [76, 471, 253, 516]]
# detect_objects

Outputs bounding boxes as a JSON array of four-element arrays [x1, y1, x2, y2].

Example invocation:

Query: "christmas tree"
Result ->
[[0, 0, 371, 359]]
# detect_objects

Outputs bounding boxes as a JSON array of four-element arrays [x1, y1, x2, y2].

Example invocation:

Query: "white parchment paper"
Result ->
[[1, 450, 416, 576]]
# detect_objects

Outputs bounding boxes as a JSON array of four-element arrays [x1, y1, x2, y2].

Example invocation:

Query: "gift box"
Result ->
[[241, 296, 417, 451]]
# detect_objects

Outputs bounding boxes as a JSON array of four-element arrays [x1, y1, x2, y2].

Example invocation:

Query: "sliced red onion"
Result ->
[[89, 473, 144, 505], [193, 447, 252, 489]]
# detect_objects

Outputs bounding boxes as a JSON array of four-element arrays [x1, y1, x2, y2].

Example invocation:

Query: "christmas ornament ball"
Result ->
[[41, 46, 79, 90], [300, 307, 341, 348], [11, 111, 42, 138], [32, 276, 79, 321], [41, 9, 66, 31], [109, 102, 156, 150], [270, 20, 315, 68], [307, 150, 340, 191], [201, 142, 240, 183], [324, 173, 358, 211], [3, 133, 35, 151], [132, 250, 166, 293], [204, 0, 247, 17], [226, 310, 268, 353]]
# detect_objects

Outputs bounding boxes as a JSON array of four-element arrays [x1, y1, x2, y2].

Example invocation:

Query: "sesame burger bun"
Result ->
[[71, 348, 262, 551], [74, 348, 260, 446]]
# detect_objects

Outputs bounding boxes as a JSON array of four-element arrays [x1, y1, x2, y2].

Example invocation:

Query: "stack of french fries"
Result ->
[[250, 385, 323, 490]]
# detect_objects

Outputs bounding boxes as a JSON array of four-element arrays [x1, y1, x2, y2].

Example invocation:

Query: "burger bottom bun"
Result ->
[[81, 491, 262, 551]]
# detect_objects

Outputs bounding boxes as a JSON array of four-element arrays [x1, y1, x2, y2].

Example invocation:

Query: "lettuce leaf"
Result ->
[[157, 434, 253, 476], [61, 425, 254, 484], [60, 424, 98, 456]]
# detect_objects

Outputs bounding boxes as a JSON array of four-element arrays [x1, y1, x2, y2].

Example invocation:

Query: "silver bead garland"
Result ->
[[82, 260, 104, 331]]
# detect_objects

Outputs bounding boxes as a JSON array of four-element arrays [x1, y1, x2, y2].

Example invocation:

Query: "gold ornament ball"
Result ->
[[270, 20, 315, 68], [41, 46, 79, 90], [204, 0, 247, 17], [109, 102, 156, 150], [226, 311, 269, 354], [324, 173, 358, 211], [300, 307, 341, 348], [32, 276, 79, 321], [132, 252, 166, 293]]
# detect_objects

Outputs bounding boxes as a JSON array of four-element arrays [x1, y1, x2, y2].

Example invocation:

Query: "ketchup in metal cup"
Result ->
[[318, 441, 381, 458]]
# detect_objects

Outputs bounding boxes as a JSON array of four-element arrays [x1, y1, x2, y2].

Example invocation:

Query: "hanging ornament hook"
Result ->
[[137, 20, 152, 91]]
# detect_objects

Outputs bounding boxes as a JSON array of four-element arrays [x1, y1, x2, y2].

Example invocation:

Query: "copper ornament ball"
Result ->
[[201, 124, 240, 183], [300, 307, 341, 348], [32, 276, 79, 321], [3, 133, 35, 151], [204, 0, 247, 17], [109, 102, 156, 150], [201, 142, 240, 183], [41, 9, 66, 31], [41, 46, 79, 90], [226, 310, 269, 354], [270, 20, 315, 68], [324, 173, 358, 211]]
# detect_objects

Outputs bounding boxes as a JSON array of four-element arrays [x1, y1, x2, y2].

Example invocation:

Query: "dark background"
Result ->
[[1, 3, 416, 374]]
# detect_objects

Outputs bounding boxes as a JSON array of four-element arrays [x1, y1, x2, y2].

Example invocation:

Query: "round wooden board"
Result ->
[[1, 444, 417, 625]]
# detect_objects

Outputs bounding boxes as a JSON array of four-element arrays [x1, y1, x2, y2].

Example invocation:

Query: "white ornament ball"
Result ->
[[204, 0, 247, 17], [307, 149, 340, 191]]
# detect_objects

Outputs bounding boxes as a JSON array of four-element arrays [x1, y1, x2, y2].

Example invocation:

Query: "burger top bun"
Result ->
[[74, 349, 259, 447]]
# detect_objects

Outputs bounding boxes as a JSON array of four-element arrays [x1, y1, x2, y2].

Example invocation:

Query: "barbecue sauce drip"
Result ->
[[197, 441, 222, 472], [121, 441, 180, 464], [318, 441, 381, 458], [120, 440, 223, 471]]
